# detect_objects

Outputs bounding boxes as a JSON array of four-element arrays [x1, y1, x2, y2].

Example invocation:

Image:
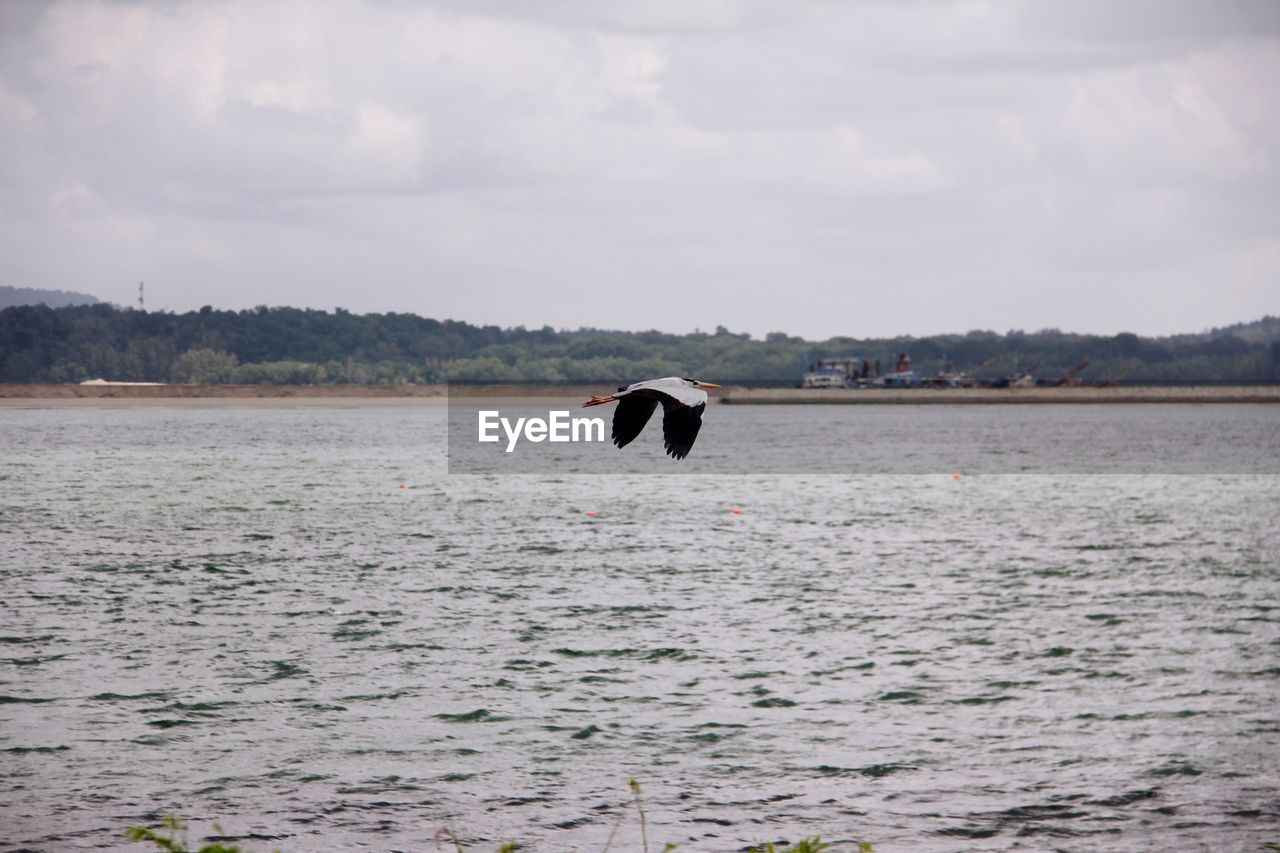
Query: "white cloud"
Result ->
[[0, 0, 1275, 336]]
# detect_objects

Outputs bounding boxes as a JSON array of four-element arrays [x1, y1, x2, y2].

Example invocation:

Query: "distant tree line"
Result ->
[[1, 303, 1277, 385], [0, 285, 102, 310]]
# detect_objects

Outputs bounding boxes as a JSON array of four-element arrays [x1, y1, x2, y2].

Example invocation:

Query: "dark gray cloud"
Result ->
[[0, 0, 1275, 337]]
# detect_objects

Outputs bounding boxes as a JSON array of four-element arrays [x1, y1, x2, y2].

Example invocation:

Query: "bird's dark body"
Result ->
[[611, 388, 705, 460]]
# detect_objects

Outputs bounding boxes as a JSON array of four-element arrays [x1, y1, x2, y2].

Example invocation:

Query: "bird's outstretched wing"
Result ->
[[661, 400, 705, 460], [612, 394, 659, 449]]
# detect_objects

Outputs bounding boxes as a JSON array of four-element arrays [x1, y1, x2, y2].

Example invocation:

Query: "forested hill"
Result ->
[[1, 303, 1277, 385], [0, 285, 102, 310]]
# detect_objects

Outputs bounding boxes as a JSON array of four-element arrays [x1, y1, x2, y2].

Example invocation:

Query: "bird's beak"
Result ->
[[696, 382, 721, 389], [582, 395, 617, 407]]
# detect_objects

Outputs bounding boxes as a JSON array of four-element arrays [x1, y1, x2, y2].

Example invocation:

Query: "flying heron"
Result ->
[[583, 377, 720, 460]]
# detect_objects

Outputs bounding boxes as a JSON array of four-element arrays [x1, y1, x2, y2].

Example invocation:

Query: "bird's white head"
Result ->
[[683, 377, 721, 389]]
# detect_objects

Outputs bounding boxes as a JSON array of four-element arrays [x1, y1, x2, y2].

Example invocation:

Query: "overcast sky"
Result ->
[[1, 1, 1276, 339]]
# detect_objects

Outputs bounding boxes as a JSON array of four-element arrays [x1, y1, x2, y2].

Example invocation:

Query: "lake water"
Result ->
[[2, 404, 1278, 851]]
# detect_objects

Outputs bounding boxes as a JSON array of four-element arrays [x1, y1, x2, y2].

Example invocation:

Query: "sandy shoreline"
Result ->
[[1, 383, 1278, 407], [0, 384, 442, 408], [0, 383, 609, 408], [718, 385, 1280, 404]]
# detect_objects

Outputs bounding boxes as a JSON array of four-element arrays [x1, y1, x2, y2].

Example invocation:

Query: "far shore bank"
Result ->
[[0, 382, 444, 399], [719, 385, 1280, 404], [0, 383, 598, 407], [2, 383, 1279, 407]]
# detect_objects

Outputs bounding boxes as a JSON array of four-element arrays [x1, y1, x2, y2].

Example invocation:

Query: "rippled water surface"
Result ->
[[2, 405, 1278, 851]]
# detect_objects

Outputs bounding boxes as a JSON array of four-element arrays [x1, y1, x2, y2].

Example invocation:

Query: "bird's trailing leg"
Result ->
[[582, 395, 616, 408]]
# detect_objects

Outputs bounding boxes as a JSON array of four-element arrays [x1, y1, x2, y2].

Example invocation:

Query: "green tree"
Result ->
[[172, 348, 239, 384]]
